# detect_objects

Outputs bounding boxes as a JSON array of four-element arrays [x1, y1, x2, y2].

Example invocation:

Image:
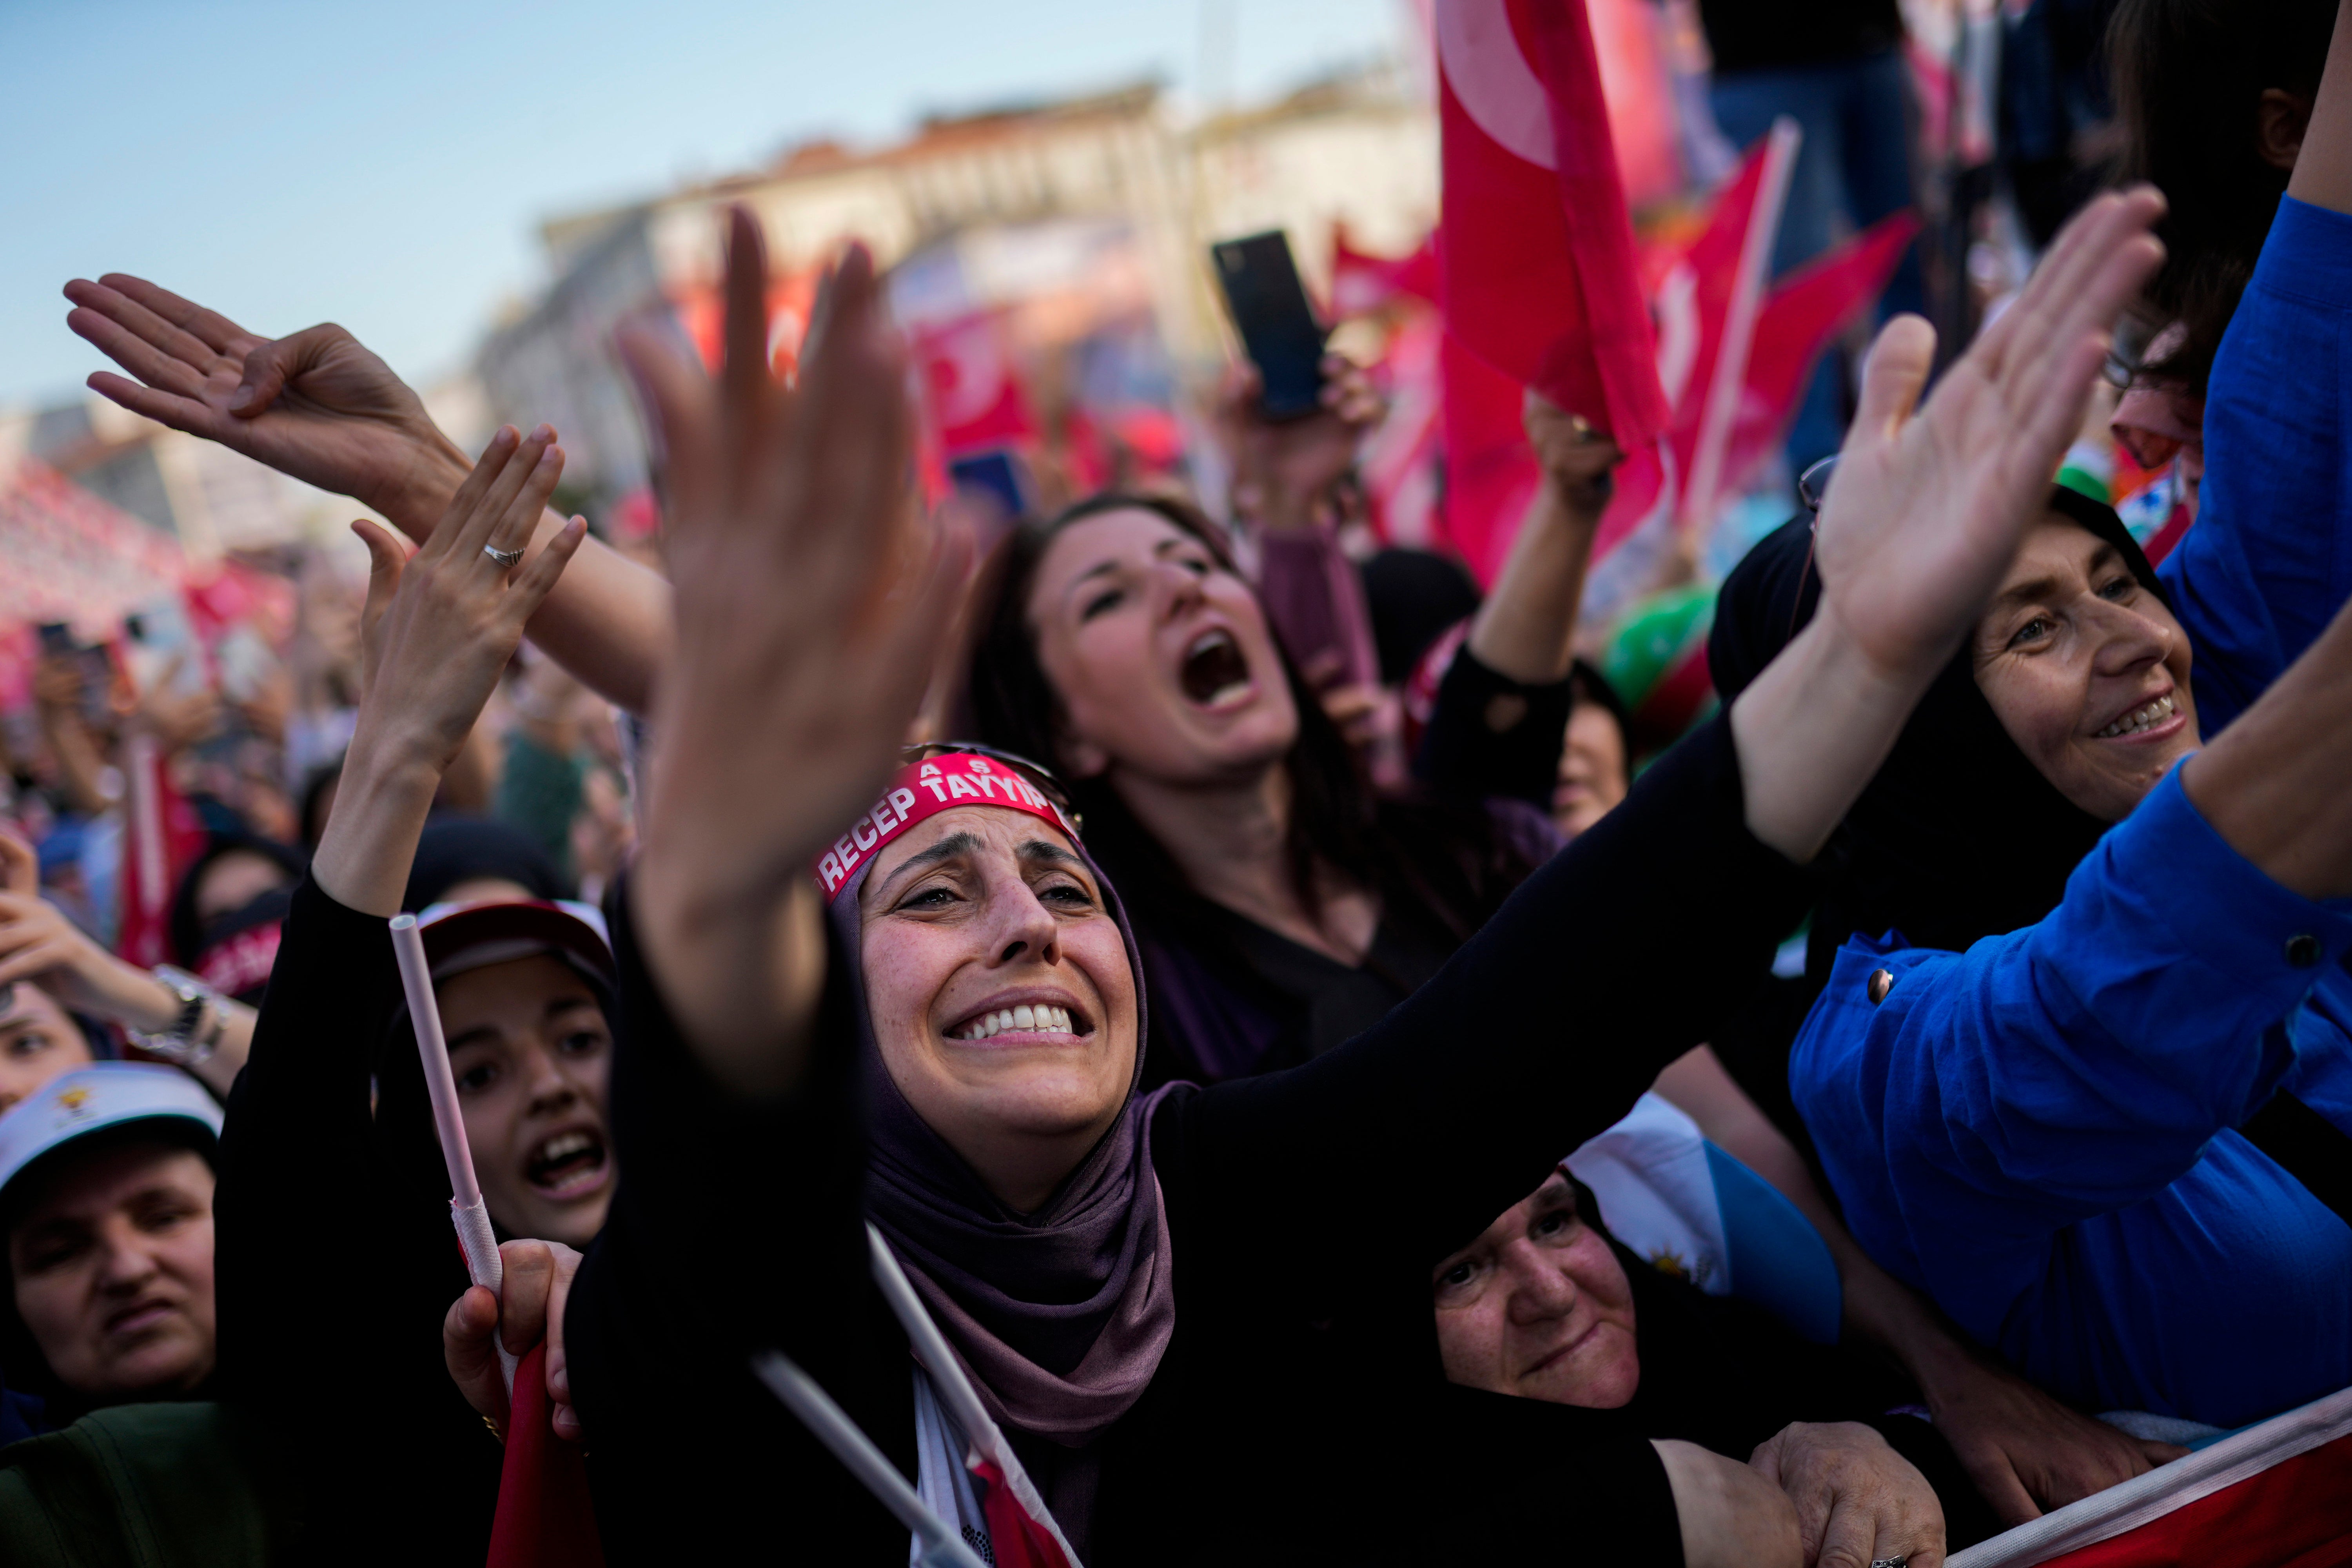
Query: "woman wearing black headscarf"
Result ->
[[546, 193, 2166, 1563], [1709, 481, 2352, 1429]]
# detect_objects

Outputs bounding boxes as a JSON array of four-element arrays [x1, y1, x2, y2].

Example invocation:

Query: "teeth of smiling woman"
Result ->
[[2093, 693, 2176, 739], [958, 1007, 1074, 1041]]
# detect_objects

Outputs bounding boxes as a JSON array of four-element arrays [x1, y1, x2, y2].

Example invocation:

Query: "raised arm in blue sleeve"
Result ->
[[2166, 197, 2352, 735], [1791, 766, 2352, 1423]]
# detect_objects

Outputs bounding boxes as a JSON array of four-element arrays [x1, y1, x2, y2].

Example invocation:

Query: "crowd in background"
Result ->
[[2, 0, 2351, 1565]]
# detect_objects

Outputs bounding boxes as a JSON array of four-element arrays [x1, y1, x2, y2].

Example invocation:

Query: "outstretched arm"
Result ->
[[63, 278, 666, 713], [2288, 0, 2352, 212], [2164, 0, 2352, 733], [1466, 391, 1621, 685], [621, 211, 968, 1097]]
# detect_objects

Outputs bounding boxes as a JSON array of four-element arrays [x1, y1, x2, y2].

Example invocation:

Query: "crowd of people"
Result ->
[[1, 0, 2349, 1563]]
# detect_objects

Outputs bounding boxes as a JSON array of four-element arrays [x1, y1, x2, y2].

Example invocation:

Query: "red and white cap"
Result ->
[[411, 897, 617, 991], [815, 753, 1080, 902]]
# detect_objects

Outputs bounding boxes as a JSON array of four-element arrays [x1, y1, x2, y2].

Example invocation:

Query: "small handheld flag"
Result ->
[[389, 911, 515, 1395]]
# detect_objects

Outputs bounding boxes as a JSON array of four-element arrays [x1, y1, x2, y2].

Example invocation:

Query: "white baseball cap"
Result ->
[[0, 1063, 223, 1211]]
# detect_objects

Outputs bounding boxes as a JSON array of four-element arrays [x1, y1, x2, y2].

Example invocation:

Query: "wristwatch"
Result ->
[[128, 966, 225, 1066]]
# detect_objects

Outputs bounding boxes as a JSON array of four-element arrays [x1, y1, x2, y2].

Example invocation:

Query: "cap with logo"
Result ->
[[0, 1063, 224, 1212]]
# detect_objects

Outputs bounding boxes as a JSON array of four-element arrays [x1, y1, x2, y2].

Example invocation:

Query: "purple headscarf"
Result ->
[[826, 755, 1177, 1448]]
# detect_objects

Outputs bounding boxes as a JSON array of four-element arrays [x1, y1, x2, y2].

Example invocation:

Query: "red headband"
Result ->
[[815, 753, 1080, 901]]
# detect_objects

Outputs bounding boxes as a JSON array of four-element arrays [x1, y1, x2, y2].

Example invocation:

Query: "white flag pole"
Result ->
[[390, 913, 515, 1395], [750, 1351, 990, 1568]]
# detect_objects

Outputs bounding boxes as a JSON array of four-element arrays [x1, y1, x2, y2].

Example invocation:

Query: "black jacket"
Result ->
[[569, 717, 1829, 1563], [212, 877, 505, 1563]]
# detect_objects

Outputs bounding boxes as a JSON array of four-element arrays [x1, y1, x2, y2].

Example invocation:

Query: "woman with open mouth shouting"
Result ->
[[541, 190, 2168, 1564], [964, 408, 1624, 1086], [207, 421, 595, 1564]]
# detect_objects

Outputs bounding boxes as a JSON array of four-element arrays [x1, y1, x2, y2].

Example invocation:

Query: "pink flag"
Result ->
[[913, 311, 1036, 458], [1436, 0, 1668, 446]]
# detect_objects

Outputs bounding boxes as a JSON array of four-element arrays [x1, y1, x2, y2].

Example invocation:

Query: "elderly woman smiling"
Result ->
[[533, 189, 2168, 1566], [1711, 22, 2352, 1428]]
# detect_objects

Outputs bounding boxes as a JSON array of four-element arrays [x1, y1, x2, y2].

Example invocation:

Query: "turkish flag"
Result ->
[[1436, 0, 1666, 446], [913, 311, 1036, 459], [1723, 209, 1921, 498], [1649, 120, 1800, 530], [484, 1342, 606, 1568], [115, 730, 205, 970], [1360, 313, 1447, 549], [1330, 225, 1439, 319]]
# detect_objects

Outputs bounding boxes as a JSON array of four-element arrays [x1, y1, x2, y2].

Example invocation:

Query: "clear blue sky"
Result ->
[[0, 0, 1397, 408]]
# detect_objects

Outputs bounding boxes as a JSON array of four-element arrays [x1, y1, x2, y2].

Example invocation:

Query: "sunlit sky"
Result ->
[[0, 0, 1399, 408]]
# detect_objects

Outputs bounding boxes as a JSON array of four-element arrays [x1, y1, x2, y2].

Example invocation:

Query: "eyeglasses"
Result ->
[[899, 741, 1081, 829], [1797, 455, 1838, 514]]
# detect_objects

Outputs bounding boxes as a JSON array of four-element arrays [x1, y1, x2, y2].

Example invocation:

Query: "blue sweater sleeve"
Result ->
[[2165, 197, 2352, 735], [1791, 767, 2352, 1300]]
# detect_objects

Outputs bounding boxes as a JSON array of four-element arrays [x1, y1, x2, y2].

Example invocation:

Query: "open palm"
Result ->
[[1813, 189, 2167, 680], [64, 274, 457, 519], [620, 211, 969, 907]]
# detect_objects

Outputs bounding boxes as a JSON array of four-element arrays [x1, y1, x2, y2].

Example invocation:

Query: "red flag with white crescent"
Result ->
[[913, 311, 1037, 459], [1436, 0, 1666, 446]]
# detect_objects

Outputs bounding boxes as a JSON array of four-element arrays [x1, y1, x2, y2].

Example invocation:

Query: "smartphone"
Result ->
[[1210, 231, 1328, 421]]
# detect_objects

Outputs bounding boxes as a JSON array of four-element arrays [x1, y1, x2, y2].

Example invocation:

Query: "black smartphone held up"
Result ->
[[1210, 230, 1328, 422]]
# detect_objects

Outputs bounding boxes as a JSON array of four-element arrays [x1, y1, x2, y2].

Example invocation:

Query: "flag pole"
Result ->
[[1682, 115, 1802, 538], [390, 913, 515, 1394], [751, 1351, 990, 1568]]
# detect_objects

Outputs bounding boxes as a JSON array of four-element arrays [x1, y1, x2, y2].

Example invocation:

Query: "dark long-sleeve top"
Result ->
[[568, 715, 1820, 1563], [213, 875, 502, 1563], [1139, 642, 1570, 1087]]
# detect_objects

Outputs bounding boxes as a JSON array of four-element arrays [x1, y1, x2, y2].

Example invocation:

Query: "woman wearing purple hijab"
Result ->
[[481, 189, 2164, 1566]]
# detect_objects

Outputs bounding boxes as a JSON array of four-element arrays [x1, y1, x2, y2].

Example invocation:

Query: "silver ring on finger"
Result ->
[[1869, 1557, 1910, 1568], [483, 543, 524, 569]]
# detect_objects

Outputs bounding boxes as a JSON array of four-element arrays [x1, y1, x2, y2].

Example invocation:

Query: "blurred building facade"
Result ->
[[478, 62, 1438, 499]]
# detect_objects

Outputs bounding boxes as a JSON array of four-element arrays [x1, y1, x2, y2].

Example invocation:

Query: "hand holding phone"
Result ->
[[1210, 231, 1328, 422]]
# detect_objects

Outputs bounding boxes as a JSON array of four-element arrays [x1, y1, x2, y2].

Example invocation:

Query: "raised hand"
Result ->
[[1731, 189, 2167, 862], [620, 209, 968, 1085], [445, 1238, 583, 1441], [63, 275, 464, 527], [310, 427, 586, 917], [1222, 354, 1385, 530], [1811, 188, 2168, 682]]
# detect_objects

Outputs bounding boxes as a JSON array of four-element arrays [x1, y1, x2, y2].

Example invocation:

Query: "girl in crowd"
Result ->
[[526, 191, 2165, 1563], [1704, 0, 2352, 1435], [0, 1064, 221, 1442], [209, 426, 597, 1563]]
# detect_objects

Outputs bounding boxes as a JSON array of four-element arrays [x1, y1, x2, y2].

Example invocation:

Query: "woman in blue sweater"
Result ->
[[1711, 0, 2352, 1432]]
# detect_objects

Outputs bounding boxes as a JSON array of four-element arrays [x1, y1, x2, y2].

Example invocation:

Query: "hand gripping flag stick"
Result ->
[[389, 913, 516, 1396], [748, 1351, 990, 1568]]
